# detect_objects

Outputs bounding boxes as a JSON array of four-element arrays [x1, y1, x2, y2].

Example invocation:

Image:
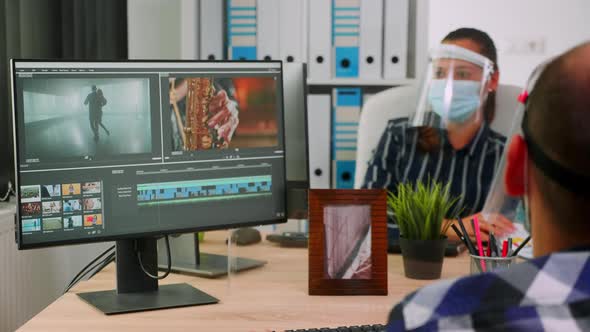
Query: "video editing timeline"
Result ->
[[19, 182, 105, 236], [13, 61, 286, 247], [137, 175, 272, 206]]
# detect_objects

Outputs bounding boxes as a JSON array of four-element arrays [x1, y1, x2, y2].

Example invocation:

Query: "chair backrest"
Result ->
[[353, 84, 523, 188]]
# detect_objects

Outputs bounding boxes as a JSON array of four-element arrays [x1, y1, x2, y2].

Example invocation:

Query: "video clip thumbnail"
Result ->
[[41, 184, 61, 198], [63, 215, 82, 229], [43, 217, 63, 231], [20, 185, 41, 203], [22, 219, 41, 232], [63, 199, 82, 212], [84, 214, 103, 227], [82, 182, 101, 194], [21, 202, 41, 216], [83, 198, 102, 211], [42, 201, 62, 215], [62, 183, 81, 196]]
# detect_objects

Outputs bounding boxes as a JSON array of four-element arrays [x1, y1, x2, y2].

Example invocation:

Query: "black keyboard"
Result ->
[[285, 324, 386, 332]]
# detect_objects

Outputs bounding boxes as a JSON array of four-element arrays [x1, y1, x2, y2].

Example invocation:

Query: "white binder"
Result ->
[[227, 0, 257, 60], [257, 0, 280, 60], [332, 0, 361, 78], [307, 0, 332, 80], [359, 0, 384, 79], [383, 0, 409, 79], [199, 0, 224, 60], [279, 0, 306, 64], [307, 94, 331, 189], [331, 88, 362, 189]]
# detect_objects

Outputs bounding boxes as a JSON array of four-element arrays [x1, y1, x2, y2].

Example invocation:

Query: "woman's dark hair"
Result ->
[[418, 27, 499, 152]]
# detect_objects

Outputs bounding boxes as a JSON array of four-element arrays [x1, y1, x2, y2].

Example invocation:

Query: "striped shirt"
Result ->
[[361, 118, 506, 221]]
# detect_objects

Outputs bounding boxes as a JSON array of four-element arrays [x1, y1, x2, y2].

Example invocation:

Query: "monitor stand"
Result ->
[[77, 238, 219, 315], [158, 233, 266, 278]]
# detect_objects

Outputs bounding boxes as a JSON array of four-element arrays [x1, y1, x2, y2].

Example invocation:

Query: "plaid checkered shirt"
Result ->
[[387, 248, 590, 331]]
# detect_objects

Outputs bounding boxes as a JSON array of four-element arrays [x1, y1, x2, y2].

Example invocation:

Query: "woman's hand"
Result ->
[[445, 213, 516, 242]]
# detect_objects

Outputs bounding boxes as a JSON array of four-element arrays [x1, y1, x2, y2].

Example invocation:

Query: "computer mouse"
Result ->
[[231, 227, 261, 246]]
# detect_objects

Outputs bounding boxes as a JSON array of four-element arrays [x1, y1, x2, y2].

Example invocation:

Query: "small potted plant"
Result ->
[[387, 180, 459, 280]]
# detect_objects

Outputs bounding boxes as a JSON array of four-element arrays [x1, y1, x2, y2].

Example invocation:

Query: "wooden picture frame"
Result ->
[[308, 189, 387, 295]]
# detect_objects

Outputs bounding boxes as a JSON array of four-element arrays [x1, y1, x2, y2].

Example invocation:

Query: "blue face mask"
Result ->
[[428, 79, 482, 123]]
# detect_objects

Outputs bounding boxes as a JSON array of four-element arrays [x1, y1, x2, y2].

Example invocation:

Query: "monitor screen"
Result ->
[[11, 60, 287, 249]]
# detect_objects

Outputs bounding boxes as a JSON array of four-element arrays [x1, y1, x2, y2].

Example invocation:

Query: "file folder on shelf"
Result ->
[[279, 0, 306, 64], [332, 88, 362, 189], [308, 0, 332, 80], [227, 0, 257, 60], [256, 0, 279, 60], [383, 0, 409, 79], [359, 0, 383, 79], [332, 0, 360, 78], [307, 94, 331, 189], [199, 0, 224, 60]]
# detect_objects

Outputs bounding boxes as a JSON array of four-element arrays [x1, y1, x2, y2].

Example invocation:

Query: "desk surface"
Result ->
[[19, 232, 470, 331]]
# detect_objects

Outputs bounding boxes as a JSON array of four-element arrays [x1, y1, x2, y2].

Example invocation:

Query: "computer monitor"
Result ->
[[10, 60, 287, 314]]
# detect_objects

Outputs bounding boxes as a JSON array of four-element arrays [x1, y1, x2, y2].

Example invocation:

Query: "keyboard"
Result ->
[[285, 324, 386, 332]]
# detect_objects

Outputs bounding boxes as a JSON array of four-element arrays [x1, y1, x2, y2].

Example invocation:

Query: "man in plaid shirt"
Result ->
[[388, 42, 590, 331]]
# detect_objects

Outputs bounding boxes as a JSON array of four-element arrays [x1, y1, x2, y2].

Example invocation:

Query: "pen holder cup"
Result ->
[[469, 255, 517, 274]]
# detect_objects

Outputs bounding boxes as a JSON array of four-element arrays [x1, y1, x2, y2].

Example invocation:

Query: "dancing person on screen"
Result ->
[[84, 85, 102, 141], [96, 89, 110, 137]]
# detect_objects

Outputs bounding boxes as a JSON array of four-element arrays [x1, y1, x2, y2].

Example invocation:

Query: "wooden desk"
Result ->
[[18, 232, 470, 331]]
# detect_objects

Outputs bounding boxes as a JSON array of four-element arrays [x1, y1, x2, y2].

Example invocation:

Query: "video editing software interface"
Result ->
[[13, 61, 286, 248]]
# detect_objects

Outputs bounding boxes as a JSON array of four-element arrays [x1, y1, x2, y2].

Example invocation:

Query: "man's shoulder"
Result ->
[[389, 251, 590, 330]]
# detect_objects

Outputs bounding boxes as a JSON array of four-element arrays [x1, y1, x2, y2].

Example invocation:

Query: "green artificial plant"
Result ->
[[387, 180, 460, 241]]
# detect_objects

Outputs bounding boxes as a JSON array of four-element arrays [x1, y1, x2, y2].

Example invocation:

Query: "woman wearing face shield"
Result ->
[[362, 28, 515, 242]]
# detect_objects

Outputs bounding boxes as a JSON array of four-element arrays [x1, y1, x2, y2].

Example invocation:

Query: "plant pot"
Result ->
[[399, 237, 447, 280]]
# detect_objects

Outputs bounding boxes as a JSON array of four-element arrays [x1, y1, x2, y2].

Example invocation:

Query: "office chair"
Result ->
[[354, 84, 523, 188]]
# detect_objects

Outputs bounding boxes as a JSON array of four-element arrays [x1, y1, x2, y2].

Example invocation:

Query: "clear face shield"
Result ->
[[411, 44, 495, 133], [480, 102, 532, 255], [480, 62, 549, 258]]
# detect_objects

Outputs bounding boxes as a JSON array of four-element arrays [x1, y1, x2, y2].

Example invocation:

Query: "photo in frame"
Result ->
[[308, 189, 387, 295]]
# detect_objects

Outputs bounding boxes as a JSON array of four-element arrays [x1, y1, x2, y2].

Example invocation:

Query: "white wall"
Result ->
[[127, 0, 198, 59], [429, 0, 590, 86]]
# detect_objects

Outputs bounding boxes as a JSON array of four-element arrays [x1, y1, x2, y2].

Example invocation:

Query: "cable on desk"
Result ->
[[64, 245, 115, 293], [86, 253, 116, 280], [64, 249, 115, 293], [136, 234, 171, 280]]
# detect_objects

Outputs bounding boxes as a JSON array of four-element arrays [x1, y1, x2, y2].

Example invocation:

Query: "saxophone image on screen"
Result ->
[[169, 76, 279, 152], [184, 77, 216, 150], [171, 77, 217, 150]]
